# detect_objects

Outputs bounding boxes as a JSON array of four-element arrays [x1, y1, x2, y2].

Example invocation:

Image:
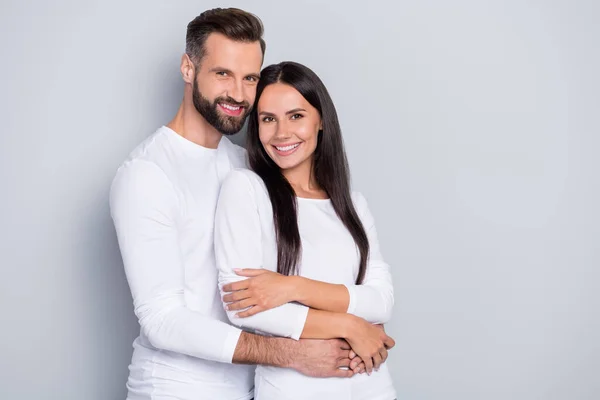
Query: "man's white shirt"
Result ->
[[110, 126, 254, 400]]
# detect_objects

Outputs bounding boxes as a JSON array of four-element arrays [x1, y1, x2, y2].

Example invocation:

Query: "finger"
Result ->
[[236, 305, 264, 318], [337, 358, 351, 368], [223, 290, 251, 303], [383, 335, 396, 350], [234, 268, 267, 277], [331, 368, 354, 378], [349, 355, 362, 370], [348, 350, 356, 359], [354, 362, 365, 374], [226, 298, 256, 311], [222, 280, 250, 293], [337, 339, 351, 350], [364, 356, 374, 375], [379, 347, 389, 363], [372, 352, 383, 371]]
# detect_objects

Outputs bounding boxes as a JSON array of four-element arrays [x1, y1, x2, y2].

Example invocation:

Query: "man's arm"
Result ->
[[233, 332, 355, 378], [110, 160, 241, 363]]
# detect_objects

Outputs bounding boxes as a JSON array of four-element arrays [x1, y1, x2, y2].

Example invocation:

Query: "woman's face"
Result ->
[[257, 83, 322, 172]]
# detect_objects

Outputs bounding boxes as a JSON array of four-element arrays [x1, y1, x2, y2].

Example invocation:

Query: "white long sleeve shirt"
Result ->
[[214, 169, 396, 400], [109, 126, 254, 400]]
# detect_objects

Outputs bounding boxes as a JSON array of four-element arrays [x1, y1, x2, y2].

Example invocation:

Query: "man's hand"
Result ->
[[222, 269, 294, 317], [289, 338, 357, 378]]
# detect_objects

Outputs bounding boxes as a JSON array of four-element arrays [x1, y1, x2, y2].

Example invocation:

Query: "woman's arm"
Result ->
[[300, 309, 395, 374], [224, 192, 393, 324], [214, 170, 309, 340], [215, 173, 395, 372], [223, 271, 350, 315]]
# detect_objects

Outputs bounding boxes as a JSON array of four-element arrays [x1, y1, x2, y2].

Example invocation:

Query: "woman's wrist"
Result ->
[[337, 313, 359, 340], [288, 275, 307, 303]]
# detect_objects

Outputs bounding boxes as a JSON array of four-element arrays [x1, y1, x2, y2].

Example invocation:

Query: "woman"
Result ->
[[214, 62, 396, 400]]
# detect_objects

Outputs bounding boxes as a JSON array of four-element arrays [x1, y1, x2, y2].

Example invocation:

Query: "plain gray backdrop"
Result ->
[[1, 0, 598, 399]]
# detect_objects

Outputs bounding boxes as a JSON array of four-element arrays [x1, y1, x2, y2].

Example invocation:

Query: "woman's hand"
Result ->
[[222, 269, 296, 317], [344, 317, 395, 375]]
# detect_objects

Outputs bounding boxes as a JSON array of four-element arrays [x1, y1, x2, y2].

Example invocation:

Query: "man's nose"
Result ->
[[227, 79, 244, 103]]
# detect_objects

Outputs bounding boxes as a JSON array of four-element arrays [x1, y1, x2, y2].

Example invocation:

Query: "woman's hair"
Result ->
[[246, 61, 369, 284]]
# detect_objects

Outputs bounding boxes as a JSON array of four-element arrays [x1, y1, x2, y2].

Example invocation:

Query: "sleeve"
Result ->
[[214, 170, 309, 340], [109, 160, 242, 363], [344, 192, 395, 324]]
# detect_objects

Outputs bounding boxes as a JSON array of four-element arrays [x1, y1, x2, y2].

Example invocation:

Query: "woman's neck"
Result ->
[[282, 158, 328, 199]]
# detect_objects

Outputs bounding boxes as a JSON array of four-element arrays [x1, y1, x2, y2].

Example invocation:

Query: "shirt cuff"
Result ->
[[344, 284, 357, 315], [221, 326, 243, 363], [289, 305, 310, 340]]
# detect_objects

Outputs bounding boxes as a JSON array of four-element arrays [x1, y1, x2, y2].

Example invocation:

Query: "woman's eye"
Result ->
[[262, 116, 275, 123], [290, 114, 303, 120]]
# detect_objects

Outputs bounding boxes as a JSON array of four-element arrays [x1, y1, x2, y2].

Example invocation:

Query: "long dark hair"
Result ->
[[247, 61, 369, 284]]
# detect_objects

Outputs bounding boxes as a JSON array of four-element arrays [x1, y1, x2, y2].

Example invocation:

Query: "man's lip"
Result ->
[[218, 103, 245, 116]]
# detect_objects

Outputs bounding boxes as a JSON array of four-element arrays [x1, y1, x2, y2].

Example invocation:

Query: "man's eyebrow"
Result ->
[[208, 67, 233, 75]]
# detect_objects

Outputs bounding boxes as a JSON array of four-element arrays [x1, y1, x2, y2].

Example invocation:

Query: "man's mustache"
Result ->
[[215, 96, 250, 109]]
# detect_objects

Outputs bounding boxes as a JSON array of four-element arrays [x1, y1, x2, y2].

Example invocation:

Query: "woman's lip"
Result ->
[[272, 142, 301, 156]]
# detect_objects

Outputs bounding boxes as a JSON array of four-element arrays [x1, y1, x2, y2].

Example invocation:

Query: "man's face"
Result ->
[[193, 33, 263, 135]]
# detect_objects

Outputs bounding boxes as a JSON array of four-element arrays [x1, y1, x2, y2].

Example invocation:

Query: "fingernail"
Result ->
[[234, 268, 241, 272]]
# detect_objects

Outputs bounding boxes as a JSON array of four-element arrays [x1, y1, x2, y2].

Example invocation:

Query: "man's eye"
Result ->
[[216, 71, 228, 76], [245, 76, 258, 82]]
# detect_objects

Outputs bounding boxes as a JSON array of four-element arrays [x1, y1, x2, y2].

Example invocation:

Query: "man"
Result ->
[[110, 8, 392, 400]]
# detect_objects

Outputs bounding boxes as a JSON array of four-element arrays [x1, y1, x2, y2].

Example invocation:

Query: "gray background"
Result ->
[[1, 0, 598, 399]]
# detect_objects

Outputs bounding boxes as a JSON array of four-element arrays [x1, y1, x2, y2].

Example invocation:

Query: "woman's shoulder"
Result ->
[[350, 190, 376, 223], [221, 168, 270, 201], [351, 190, 369, 209]]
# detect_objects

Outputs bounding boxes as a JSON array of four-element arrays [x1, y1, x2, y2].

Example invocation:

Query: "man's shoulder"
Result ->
[[219, 137, 248, 169], [120, 126, 170, 165], [111, 127, 173, 192]]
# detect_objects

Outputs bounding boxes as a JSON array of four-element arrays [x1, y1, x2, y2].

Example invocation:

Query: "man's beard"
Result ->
[[192, 77, 251, 136]]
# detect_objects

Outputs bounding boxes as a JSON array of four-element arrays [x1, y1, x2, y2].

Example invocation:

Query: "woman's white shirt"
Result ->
[[214, 169, 396, 400]]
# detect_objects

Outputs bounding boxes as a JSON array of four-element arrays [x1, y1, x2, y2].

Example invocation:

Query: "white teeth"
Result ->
[[220, 103, 241, 111], [275, 143, 300, 152]]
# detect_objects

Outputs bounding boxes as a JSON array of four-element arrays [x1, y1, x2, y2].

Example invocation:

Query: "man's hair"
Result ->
[[186, 8, 265, 67]]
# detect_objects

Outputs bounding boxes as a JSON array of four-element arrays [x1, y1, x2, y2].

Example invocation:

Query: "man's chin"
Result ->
[[215, 116, 247, 136]]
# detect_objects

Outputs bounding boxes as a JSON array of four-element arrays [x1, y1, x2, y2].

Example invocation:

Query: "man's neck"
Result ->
[[167, 101, 222, 149]]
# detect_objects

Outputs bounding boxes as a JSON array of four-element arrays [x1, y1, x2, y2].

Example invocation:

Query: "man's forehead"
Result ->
[[202, 32, 262, 72]]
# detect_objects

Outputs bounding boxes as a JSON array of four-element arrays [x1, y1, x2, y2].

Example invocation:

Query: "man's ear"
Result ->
[[180, 54, 195, 84]]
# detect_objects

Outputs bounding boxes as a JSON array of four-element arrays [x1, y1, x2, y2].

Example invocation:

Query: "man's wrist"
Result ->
[[232, 331, 297, 368]]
